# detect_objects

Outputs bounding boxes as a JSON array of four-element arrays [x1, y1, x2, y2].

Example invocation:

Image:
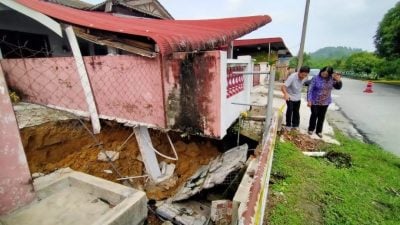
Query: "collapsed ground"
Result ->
[[20, 119, 221, 200]]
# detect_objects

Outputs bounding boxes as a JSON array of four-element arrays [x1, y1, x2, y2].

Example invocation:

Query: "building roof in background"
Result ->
[[89, 0, 174, 19], [16, 0, 271, 55], [45, 0, 92, 9], [233, 37, 292, 57]]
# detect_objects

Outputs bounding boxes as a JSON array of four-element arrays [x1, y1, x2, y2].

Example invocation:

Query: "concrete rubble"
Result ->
[[210, 200, 233, 225], [172, 144, 248, 202], [154, 145, 248, 225], [97, 151, 120, 162], [13, 102, 76, 129], [156, 201, 209, 225]]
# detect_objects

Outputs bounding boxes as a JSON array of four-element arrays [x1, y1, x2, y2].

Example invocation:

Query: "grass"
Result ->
[[267, 132, 400, 225]]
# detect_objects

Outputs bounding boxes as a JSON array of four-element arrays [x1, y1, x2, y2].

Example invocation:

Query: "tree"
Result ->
[[289, 53, 311, 68], [374, 2, 400, 59], [344, 52, 382, 74]]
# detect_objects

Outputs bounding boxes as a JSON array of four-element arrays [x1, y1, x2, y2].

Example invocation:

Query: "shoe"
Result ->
[[283, 126, 292, 131], [292, 127, 299, 132], [307, 131, 313, 135], [316, 133, 323, 138]]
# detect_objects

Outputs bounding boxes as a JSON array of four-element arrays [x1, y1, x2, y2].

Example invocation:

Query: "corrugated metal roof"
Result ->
[[233, 37, 284, 47], [45, 0, 92, 9], [232, 37, 292, 57], [16, 0, 271, 55], [89, 0, 174, 20]]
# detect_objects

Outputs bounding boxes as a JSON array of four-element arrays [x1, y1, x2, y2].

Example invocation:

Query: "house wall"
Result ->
[[164, 51, 222, 137], [1, 50, 251, 139], [164, 51, 252, 139], [0, 55, 165, 128], [222, 55, 252, 135], [0, 65, 35, 215], [0, 10, 70, 57]]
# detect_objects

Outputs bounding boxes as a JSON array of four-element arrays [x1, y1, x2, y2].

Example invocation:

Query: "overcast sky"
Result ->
[[84, 0, 399, 54]]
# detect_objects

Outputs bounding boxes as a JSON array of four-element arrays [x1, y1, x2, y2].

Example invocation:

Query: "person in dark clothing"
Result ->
[[281, 66, 310, 130], [307, 66, 342, 137]]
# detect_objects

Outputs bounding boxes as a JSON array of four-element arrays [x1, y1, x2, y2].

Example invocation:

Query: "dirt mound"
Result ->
[[325, 151, 352, 168], [281, 129, 324, 151], [20, 120, 220, 200]]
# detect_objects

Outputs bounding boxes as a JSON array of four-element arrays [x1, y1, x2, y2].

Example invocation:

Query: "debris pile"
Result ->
[[281, 129, 324, 151], [20, 120, 220, 200]]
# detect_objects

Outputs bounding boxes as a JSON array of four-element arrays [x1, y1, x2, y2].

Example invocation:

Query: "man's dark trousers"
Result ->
[[285, 100, 301, 127]]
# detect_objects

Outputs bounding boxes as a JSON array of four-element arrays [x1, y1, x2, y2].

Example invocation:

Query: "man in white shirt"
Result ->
[[281, 66, 310, 130]]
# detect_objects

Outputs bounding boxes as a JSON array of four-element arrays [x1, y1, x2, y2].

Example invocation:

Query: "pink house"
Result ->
[[0, 0, 271, 139]]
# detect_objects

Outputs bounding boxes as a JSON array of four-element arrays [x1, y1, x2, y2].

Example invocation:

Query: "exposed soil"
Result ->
[[20, 120, 220, 200], [281, 129, 324, 152]]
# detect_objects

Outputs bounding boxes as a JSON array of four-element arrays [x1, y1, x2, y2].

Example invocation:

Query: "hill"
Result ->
[[310, 47, 363, 59]]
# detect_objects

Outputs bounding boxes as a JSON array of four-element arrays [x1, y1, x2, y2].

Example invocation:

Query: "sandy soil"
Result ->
[[20, 120, 220, 200]]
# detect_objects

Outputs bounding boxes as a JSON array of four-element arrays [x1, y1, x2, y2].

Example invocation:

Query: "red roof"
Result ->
[[16, 0, 271, 55], [233, 37, 284, 47]]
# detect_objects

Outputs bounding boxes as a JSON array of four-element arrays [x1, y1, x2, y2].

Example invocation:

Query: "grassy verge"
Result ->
[[372, 80, 400, 86], [267, 132, 400, 225]]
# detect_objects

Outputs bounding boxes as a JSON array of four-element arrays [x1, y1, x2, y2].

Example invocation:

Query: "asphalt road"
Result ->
[[332, 78, 400, 156]]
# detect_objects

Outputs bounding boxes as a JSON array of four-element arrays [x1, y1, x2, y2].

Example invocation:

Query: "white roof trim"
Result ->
[[0, 0, 63, 37]]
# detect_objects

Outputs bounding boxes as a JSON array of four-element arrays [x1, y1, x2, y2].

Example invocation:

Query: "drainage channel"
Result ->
[[13, 109, 280, 225]]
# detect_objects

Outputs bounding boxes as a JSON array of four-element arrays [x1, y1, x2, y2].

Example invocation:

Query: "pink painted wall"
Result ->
[[84, 55, 165, 127], [164, 51, 222, 138], [0, 66, 35, 215], [0, 57, 87, 112], [0, 55, 165, 128]]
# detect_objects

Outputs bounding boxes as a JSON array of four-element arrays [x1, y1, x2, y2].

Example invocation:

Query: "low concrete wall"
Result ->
[[0, 55, 165, 127], [234, 109, 283, 225]]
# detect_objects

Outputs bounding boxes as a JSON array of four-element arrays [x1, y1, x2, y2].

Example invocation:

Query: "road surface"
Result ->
[[332, 78, 400, 156]]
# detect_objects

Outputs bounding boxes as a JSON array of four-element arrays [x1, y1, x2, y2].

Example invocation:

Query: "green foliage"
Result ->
[[290, 47, 361, 70], [375, 58, 400, 80], [374, 2, 400, 59], [288, 46, 399, 80], [344, 52, 382, 74], [289, 53, 311, 68], [268, 133, 400, 225]]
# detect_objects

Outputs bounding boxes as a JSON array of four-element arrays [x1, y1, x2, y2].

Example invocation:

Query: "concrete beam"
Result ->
[[0, 0, 62, 37]]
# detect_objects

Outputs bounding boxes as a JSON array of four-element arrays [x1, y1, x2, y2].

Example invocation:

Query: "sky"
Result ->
[[83, 0, 399, 55]]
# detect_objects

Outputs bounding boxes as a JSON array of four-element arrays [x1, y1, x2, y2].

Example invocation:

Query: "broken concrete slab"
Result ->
[[204, 144, 247, 189], [0, 168, 147, 225], [172, 165, 210, 202], [172, 144, 248, 202], [13, 102, 76, 129], [97, 151, 120, 162], [210, 200, 233, 225], [158, 161, 176, 183], [156, 201, 209, 225]]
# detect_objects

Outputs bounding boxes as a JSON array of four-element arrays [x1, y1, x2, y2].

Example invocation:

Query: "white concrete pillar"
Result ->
[[64, 25, 101, 134], [0, 65, 35, 215]]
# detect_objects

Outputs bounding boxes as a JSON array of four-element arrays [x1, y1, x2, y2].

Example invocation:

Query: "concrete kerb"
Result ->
[[235, 110, 282, 225], [236, 81, 341, 225]]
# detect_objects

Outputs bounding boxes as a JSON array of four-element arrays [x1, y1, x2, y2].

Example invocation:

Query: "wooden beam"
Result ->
[[73, 27, 157, 58], [64, 25, 101, 134], [125, 0, 153, 7]]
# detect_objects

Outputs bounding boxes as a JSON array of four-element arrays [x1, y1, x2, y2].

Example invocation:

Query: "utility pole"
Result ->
[[297, 0, 310, 72]]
